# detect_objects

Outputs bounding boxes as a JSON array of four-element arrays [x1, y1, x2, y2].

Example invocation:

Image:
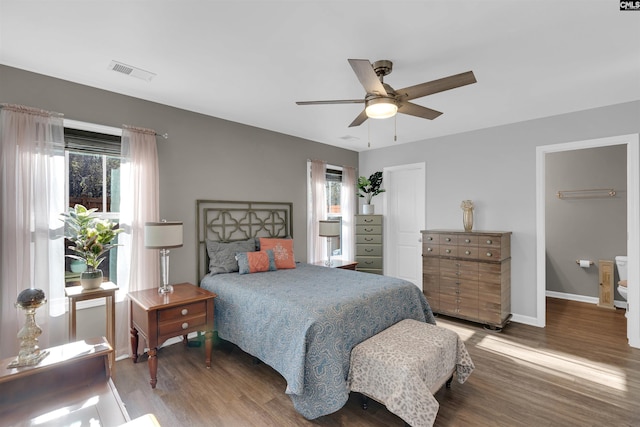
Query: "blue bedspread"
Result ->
[[200, 263, 435, 419]]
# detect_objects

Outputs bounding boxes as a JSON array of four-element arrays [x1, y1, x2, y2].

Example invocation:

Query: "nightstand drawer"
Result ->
[[159, 314, 207, 336], [158, 301, 206, 322]]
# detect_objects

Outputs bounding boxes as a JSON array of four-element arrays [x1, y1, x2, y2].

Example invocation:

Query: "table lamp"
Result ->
[[145, 220, 183, 294], [319, 220, 340, 266]]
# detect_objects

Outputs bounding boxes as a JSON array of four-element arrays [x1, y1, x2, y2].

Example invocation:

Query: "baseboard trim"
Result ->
[[545, 290, 626, 309]]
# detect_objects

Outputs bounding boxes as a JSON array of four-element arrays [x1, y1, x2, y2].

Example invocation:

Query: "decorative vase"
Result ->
[[362, 204, 374, 215], [70, 259, 87, 273], [462, 208, 474, 231], [461, 200, 474, 231], [80, 269, 103, 290]]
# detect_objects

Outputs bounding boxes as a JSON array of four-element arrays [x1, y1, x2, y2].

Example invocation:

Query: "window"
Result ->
[[326, 167, 343, 256], [64, 127, 122, 286]]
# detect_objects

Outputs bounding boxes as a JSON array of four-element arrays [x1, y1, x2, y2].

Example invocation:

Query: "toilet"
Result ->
[[615, 256, 628, 316]]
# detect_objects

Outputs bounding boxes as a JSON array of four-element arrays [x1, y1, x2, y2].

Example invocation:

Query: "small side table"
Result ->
[[128, 283, 216, 388], [313, 259, 359, 270], [65, 282, 119, 371]]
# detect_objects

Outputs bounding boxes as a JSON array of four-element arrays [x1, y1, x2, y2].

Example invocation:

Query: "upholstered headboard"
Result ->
[[196, 200, 293, 282]]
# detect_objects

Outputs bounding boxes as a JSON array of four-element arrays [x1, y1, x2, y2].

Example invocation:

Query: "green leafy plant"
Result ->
[[358, 171, 386, 204], [61, 204, 122, 271]]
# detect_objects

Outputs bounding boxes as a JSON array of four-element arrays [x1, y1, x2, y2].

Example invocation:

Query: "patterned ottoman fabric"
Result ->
[[348, 319, 474, 427]]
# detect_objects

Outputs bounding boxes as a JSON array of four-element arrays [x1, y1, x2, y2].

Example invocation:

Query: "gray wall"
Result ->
[[359, 101, 640, 321], [1, 64, 358, 344], [545, 145, 627, 299], [0, 64, 358, 281]]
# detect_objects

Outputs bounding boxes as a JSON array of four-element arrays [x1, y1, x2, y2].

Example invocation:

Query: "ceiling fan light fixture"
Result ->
[[365, 98, 398, 119]]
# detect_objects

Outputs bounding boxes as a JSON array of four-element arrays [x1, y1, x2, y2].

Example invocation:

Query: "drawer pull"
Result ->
[[445, 237, 451, 242], [365, 237, 373, 241], [427, 236, 433, 241], [486, 239, 492, 244], [445, 249, 451, 254], [365, 248, 374, 252], [465, 238, 471, 243], [181, 309, 188, 316], [182, 322, 189, 330], [365, 261, 374, 265], [427, 247, 433, 252], [465, 250, 471, 255], [364, 218, 374, 223], [486, 252, 493, 257], [364, 228, 374, 232]]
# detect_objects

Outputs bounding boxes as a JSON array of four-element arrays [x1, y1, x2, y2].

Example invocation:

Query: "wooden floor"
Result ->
[[114, 298, 640, 426]]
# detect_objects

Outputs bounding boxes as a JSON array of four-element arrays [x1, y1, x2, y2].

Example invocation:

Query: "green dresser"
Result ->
[[355, 214, 383, 274]]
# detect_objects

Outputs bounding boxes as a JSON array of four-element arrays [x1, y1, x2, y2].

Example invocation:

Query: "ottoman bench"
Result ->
[[348, 319, 474, 427]]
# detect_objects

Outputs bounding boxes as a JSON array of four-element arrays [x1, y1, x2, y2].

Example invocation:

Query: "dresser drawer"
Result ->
[[478, 247, 502, 261], [355, 256, 383, 270], [158, 301, 206, 322], [422, 233, 440, 244], [439, 245, 458, 257], [478, 235, 501, 248], [357, 234, 382, 244], [440, 234, 458, 245], [356, 244, 382, 257], [355, 215, 382, 225], [423, 243, 439, 255], [459, 235, 478, 246], [458, 246, 479, 259], [356, 225, 382, 235]]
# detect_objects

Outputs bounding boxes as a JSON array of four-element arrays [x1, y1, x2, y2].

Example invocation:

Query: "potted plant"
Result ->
[[358, 171, 386, 214], [61, 204, 122, 289]]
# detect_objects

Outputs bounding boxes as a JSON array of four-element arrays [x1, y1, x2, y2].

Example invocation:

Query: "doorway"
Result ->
[[536, 134, 640, 348], [383, 162, 425, 289]]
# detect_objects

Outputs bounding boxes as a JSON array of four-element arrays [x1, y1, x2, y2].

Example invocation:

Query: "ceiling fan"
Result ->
[[296, 59, 477, 127]]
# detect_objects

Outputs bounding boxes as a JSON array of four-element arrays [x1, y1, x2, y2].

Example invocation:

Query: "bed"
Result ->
[[196, 200, 436, 420]]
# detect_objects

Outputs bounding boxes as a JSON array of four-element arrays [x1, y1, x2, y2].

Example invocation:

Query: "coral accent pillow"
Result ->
[[236, 249, 277, 275], [259, 238, 296, 269]]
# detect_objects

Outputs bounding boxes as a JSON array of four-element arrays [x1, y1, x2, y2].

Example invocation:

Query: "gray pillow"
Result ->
[[206, 238, 256, 274]]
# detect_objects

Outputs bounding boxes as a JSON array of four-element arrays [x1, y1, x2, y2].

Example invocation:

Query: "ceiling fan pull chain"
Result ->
[[368, 121, 371, 148], [394, 114, 397, 142]]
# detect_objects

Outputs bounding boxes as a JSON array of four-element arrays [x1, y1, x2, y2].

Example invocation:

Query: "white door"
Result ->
[[383, 163, 425, 289]]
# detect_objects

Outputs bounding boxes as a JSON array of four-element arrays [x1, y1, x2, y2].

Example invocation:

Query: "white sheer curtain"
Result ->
[[307, 159, 327, 263], [340, 166, 356, 261], [0, 104, 65, 359], [116, 125, 160, 359]]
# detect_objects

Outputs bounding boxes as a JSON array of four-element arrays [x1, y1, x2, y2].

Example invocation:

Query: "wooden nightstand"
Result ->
[[313, 259, 359, 270], [128, 283, 216, 388]]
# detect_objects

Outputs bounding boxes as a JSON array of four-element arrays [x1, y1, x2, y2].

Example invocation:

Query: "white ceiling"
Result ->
[[1, 1, 639, 152]]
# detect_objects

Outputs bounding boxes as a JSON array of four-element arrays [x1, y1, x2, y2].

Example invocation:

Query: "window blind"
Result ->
[[64, 128, 121, 156]]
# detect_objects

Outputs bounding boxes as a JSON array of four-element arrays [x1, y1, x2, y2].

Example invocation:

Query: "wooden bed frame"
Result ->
[[196, 200, 293, 282]]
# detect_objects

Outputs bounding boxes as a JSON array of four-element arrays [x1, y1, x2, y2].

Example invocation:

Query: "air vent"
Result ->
[[108, 60, 156, 82], [339, 135, 360, 141]]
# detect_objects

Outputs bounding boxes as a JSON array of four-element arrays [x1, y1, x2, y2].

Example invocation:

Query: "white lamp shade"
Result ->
[[145, 221, 183, 248], [319, 220, 341, 237]]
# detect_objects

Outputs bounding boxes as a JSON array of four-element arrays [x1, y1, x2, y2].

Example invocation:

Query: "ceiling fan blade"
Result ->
[[348, 59, 387, 96], [398, 102, 443, 120], [296, 99, 364, 105], [348, 110, 368, 127], [396, 71, 476, 101]]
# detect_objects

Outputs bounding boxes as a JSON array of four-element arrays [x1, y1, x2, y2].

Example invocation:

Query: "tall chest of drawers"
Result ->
[[355, 214, 383, 274], [422, 230, 512, 329]]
